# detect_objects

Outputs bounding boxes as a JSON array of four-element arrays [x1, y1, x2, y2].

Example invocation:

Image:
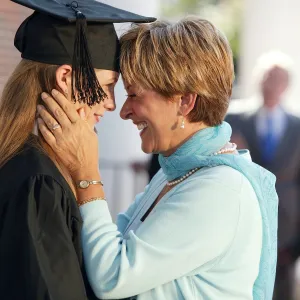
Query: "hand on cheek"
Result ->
[[79, 108, 86, 120]]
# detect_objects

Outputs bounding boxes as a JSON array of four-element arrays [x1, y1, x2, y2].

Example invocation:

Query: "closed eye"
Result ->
[[126, 94, 137, 98]]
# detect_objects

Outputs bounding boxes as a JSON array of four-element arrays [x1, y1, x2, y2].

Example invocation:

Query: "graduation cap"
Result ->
[[12, 0, 156, 106]]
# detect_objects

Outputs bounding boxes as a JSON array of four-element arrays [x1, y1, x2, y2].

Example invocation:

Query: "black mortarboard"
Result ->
[[11, 0, 156, 106]]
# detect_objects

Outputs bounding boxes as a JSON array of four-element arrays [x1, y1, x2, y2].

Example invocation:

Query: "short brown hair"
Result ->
[[120, 17, 234, 126]]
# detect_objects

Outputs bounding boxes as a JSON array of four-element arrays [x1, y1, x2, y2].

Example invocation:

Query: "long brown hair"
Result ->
[[0, 59, 76, 194]]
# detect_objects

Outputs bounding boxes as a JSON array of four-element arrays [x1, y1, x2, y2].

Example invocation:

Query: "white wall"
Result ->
[[96, 1, 159, 219], [239, 0, 300, 114]]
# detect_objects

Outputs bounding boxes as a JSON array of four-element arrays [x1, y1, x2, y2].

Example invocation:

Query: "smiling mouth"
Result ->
[[136, 122, 148, 136], [94, 115, 102, 123]]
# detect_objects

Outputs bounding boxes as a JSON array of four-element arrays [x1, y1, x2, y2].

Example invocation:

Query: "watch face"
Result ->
[[79, 180, 89, 189]]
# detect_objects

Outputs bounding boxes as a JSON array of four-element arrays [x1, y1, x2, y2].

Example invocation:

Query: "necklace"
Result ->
[[167, 167, 200, 186], [166, 143, 237, 187], [213, 142, 237, 155]]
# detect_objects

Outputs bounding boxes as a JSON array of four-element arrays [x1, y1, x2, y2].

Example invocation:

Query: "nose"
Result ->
[[104, 94, 116, 112], [120, 98, 132, 120]]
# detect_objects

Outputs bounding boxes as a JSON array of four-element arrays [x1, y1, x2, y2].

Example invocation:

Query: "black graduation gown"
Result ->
[[0, 142, 100, 300]]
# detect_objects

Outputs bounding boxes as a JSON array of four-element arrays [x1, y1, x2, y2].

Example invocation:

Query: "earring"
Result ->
[[180, 117, 185, 129]]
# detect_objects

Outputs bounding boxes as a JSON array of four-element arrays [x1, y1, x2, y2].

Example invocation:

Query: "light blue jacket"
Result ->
[[80, 165, 262, 299]]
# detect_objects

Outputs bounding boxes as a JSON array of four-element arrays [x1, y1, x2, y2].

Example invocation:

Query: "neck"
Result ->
[[263, 97, 280, 111], [161, 122, 209, 157], [32, 121, 39, 136], [264, 104, 280, 113], [158, 121, 232, 181]]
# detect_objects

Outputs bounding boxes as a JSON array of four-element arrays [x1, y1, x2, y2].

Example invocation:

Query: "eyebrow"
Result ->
[[104, 77, 119, 85]]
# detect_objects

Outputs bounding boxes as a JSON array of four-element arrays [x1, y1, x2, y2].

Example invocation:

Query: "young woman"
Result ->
[[0, 0, 154, 299]]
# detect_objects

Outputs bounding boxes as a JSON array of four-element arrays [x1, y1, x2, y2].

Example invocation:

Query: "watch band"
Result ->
[[77, 180, 104, 189], [89, 180, 104, 186]]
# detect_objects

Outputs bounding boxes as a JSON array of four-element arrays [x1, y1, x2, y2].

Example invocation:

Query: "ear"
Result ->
[[55, 65, 72, 97], [56, 65, 85, 111], [179, 93, 198, 117]]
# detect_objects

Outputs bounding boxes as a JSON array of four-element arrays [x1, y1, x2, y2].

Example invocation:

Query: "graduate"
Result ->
[[0, 1, 154, 299]]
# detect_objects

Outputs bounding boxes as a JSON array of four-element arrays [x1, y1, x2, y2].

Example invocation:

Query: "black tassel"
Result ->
[[68, 2, 107, 106]]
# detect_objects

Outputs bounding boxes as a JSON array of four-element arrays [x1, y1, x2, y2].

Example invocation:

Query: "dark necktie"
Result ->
[[261, 115, 277, 164]]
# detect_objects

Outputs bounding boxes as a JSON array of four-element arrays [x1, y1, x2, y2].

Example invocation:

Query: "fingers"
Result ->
[[43, 89, 80, 124], [79, 108, 86, 120], [37, 118, 57, 148], [37, 105, 62, 135], [41, 92, 73, 128]]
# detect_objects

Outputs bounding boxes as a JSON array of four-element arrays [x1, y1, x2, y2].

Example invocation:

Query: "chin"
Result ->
[[141, 142, 163, 155], [141, 142, 155, 154], [141, 146, 153, 154]]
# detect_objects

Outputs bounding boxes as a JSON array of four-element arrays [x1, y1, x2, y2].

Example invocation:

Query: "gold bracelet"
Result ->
[[78, 197, 106, 207]]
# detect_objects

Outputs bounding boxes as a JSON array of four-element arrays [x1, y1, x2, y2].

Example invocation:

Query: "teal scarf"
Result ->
[[159, 122, 278, 300]]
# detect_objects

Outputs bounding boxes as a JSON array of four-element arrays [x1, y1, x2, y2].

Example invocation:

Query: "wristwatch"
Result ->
[[77, 180, 104, 189]]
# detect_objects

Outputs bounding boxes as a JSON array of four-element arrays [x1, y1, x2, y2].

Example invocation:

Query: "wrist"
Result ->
[[72, 168, 101, 182], [76, 185, 105, 205]]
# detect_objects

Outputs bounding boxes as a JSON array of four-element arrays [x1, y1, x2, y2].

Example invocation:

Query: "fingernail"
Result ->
[[79, 108, 86, 119], [37, 105, 44, 112], [52, 89, 58, 96], [41, 92, 48, 100]]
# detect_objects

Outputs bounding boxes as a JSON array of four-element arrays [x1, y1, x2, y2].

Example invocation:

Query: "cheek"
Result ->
[[90, 102, 104, 113], [147, 115, 175, 144], [131, 103, 146, 117], [147, 109, 176, 132]]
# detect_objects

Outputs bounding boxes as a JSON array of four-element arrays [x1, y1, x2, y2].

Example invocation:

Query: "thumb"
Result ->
[[79, 108, 86, 120]]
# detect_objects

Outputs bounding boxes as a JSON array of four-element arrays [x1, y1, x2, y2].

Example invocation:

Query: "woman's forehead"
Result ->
[[95, 69, 120, 82]]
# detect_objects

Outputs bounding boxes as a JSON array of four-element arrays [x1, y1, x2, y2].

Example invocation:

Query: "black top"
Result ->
[[0, 142, 100, 299]]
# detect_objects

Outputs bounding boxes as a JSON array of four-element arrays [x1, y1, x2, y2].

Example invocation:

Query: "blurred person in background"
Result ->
[[38, 18, 277, 299], [227, 51, 300, 300]]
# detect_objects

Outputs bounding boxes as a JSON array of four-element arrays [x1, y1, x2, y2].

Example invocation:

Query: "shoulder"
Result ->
[[225, 113, 242, 124], [226, 112, 256, 129], [184, 165, 245, 193], [15, 144, 62, 178], [173, 166, 257, 210], [286, 112, 300, 125], [152, 165, 249, 194], [0, 144, 74, 202], [19, 174, 66, 201]]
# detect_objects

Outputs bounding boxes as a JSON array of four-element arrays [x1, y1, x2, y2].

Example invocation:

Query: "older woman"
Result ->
[[38, 18, 278, 300]]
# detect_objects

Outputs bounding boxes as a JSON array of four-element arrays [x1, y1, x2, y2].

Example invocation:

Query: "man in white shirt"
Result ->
[[227, 52, 300, 300]]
